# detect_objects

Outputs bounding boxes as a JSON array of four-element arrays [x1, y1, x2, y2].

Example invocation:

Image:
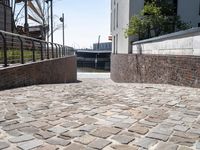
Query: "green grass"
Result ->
[[0, 49, 41, 64]]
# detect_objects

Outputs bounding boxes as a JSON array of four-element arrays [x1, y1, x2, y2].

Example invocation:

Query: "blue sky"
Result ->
[[53, 0, 111, 49]]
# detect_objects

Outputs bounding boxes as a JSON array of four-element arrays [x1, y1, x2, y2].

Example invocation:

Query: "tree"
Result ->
[[125, 0, 190, 40]]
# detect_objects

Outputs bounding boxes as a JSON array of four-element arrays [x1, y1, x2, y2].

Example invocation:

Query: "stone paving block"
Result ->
[[128, 124, 149, 135], [64, 143, 86, 150], [7, 130, 22, 136], [60, 130, 85, 138], [46, 137, 71, 146], [169, 136, 196, 147], [111, 144, 138, 150], [17, 140, 43, 150], [61, 121, 83, 128], [36, 144, 58, 150], [173, 125, 189, 132], [88, 138, 111, 149], [30, 121, 49, 128], [113, 123, 131, 129], [173, 131, 199, 139], [177, 146, 194, 150], [47, 126, 68, 134], [35, 130, 56, 139], [9, 135, 35, 143], [75, 134, 96, 145], [146, 132, 169, 141], [133, 137, 157, 149], [188, 128, 200, 135], [79, 125, 97, 132], [154, 141, 178, 150], [196, 141, 200, 149], [2, 123, 29, 131], [19, 127, 39, 134], [90, 127, 121, 138], [139, 120, 157, 127], [79, 117, 98, 124], [0, 141, 10, 149], [112, 135, 135, 144]]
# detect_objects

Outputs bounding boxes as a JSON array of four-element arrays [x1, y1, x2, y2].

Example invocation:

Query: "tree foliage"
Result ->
[[125, 0, 190, 40]]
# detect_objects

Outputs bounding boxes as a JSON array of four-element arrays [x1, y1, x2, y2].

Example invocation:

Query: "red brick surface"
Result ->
[[111, 54, 200, 88], [0, 56, 77, 90]]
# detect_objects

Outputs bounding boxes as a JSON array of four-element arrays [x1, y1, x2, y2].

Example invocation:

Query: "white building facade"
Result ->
[[111, 0, 200, 54]]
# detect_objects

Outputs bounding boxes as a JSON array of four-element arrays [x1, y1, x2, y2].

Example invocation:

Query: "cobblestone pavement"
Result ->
[[0, 78, 200, 150]]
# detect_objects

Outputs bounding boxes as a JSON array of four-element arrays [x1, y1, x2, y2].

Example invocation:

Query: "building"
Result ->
[[0, 0, 12, 32], [111, 0, 200, 54]]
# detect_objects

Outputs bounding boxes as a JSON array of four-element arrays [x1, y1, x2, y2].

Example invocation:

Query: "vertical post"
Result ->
[[32, 40, 35, 62], [40, 41, 44, 60], [47, 42, 49, 59], [3, 2, 7, 31], [55, 44, 58, 58], [0, 33, 8, 67], [24, 0, 29, 34], [50, 0, 53, 44], [51, 42, 54, 58], [62, 13, 65, 47], [18, 37, 24, 64]]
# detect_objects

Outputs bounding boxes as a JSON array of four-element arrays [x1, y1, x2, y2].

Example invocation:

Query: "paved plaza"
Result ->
[[0, 74, 200, 150]]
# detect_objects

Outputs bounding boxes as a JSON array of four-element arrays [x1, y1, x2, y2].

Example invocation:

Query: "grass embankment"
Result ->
[[0, 49, 41, 64]]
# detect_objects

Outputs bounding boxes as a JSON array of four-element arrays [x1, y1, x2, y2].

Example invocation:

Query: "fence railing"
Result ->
[[0, 30, 75, 67]]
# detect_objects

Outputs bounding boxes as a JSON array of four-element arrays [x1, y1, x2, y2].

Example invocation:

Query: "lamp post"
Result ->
[[59, 13, 65, 47], [50, 0, 53, 44], [24, 0, 29, 34]]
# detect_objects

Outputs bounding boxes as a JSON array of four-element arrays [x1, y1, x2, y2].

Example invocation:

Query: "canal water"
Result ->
[[77, 67, 110, 73]]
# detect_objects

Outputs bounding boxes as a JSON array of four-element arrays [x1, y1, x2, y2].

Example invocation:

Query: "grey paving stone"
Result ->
[[35, 130, 56, 139], [90, 127, 121, 138], [112, 135, 135, 144], [0, 141, 10, 149], [147, 132, 169, 141], [88, 138, 111, 149], [75, 135, 96, 145], [64, 143, 86, 150], [46, 137, 71, 146], [61, 121, 83, 128], [47, 126, 68, 134], [173, 125, 189, 132], [79, 117, 98, 124], [17, 140, 43, 150], [79, 125, 97, 132], [19, 127, 39, 134], [196, 141, 200, 149], [154, 142, 178, 150], [111, 144, 138, 150], [9, 135, 35, 143], [169, 136, 196, 147], [60, 130, 85, 138], [113, 123, 131, 129], [133, 137, 157, 149], [128, 124, 149, 135], [7, 130, 23, 136]]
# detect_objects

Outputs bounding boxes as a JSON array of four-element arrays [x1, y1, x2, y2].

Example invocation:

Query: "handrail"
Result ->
[[0, 30, 75, 67]]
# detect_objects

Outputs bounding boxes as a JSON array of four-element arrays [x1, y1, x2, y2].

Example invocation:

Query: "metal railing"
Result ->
[[0, 30, 75, 67]]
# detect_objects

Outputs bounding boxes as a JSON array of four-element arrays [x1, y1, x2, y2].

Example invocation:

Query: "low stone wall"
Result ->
[[111, 54, 200, 88], [0, 56, 77, 90]]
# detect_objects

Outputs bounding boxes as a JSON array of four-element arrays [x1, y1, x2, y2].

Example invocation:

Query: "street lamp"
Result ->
[[59, 13, 65, 47]]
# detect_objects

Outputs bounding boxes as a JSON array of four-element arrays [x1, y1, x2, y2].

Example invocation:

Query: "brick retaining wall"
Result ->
[[0, 56, 77, 90], [111, 54, 200, 88]]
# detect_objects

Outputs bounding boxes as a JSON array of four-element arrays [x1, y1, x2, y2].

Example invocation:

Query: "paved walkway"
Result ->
[[0, 77, 200, 150]]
